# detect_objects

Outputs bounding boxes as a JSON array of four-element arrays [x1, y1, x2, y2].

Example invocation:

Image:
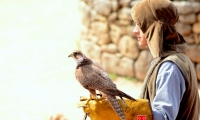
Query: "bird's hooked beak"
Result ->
[[68, 53, 74, 58]]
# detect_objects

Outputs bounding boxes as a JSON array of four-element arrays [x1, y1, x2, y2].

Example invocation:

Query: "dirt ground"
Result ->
[[0, 0, 199, 120]]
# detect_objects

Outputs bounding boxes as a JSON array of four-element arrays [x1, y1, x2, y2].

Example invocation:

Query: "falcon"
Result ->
[[68, 50, 136, 120]]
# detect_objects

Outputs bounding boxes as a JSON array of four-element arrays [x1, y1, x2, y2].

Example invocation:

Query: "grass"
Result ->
[[109, 72, 118, 81], [124, 76, 138, 82], [109, 72, 138, 82]]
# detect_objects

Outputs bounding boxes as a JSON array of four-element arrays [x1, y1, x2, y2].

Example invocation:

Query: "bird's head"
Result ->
[[68, 50, 85, 63]]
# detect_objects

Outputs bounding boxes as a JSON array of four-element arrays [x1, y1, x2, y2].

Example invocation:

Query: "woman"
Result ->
[[131, 0, 200, 119]]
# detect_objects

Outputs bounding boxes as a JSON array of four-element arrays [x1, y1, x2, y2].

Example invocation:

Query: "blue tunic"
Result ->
[[152, 61, 186, 120]]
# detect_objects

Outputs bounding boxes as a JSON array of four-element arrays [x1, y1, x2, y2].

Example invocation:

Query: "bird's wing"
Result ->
[[92, 60, 107, 72], [91, 61, 113, 83], [91, 63, 117, 88], [90, 64, 135, 99], [75, 65, 116, 92], [76, 65, 135, 100]]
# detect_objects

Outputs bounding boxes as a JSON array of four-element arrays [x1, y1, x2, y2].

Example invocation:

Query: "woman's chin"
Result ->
[[138, 43, 148, 48]]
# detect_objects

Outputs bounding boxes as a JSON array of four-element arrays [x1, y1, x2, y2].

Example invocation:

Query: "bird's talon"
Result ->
[[96, 93, 102, 97], [77, 103, 89, 108], [80, 96, 89, 101]]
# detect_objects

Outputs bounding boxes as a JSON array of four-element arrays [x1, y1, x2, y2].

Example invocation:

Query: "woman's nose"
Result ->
[[133, 25, 139, 34]]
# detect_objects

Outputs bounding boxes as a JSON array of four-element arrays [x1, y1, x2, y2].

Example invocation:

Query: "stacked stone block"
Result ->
[[78, 0, 200, 81]]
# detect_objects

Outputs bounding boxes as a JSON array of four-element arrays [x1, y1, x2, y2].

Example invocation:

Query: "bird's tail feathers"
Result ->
[[118, 90, 136, 101], [106, 95, 126, 120]]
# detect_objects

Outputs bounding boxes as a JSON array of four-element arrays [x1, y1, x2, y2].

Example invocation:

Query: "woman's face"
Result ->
[[133, 24, 148, 47]]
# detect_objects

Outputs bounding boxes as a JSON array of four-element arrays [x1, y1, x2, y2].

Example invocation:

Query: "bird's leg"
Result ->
[[85, 94, 93, 105], [96, 93, 102, 97], [89, 89, 97, 99], [85, 89, 97, 106]]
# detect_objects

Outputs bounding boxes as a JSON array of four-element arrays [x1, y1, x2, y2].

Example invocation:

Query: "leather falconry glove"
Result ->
[[77, 96, 153, 120]]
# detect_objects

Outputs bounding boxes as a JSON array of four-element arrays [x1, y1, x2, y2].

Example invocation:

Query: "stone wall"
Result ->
[[78, 0, 200, 81]]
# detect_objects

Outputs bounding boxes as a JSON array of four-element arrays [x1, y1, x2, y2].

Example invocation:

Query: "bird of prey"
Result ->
[[68, 50, 136, 120]]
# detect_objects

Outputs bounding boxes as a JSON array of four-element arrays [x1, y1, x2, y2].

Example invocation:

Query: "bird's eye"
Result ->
[[73, 52, 77, 55]]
